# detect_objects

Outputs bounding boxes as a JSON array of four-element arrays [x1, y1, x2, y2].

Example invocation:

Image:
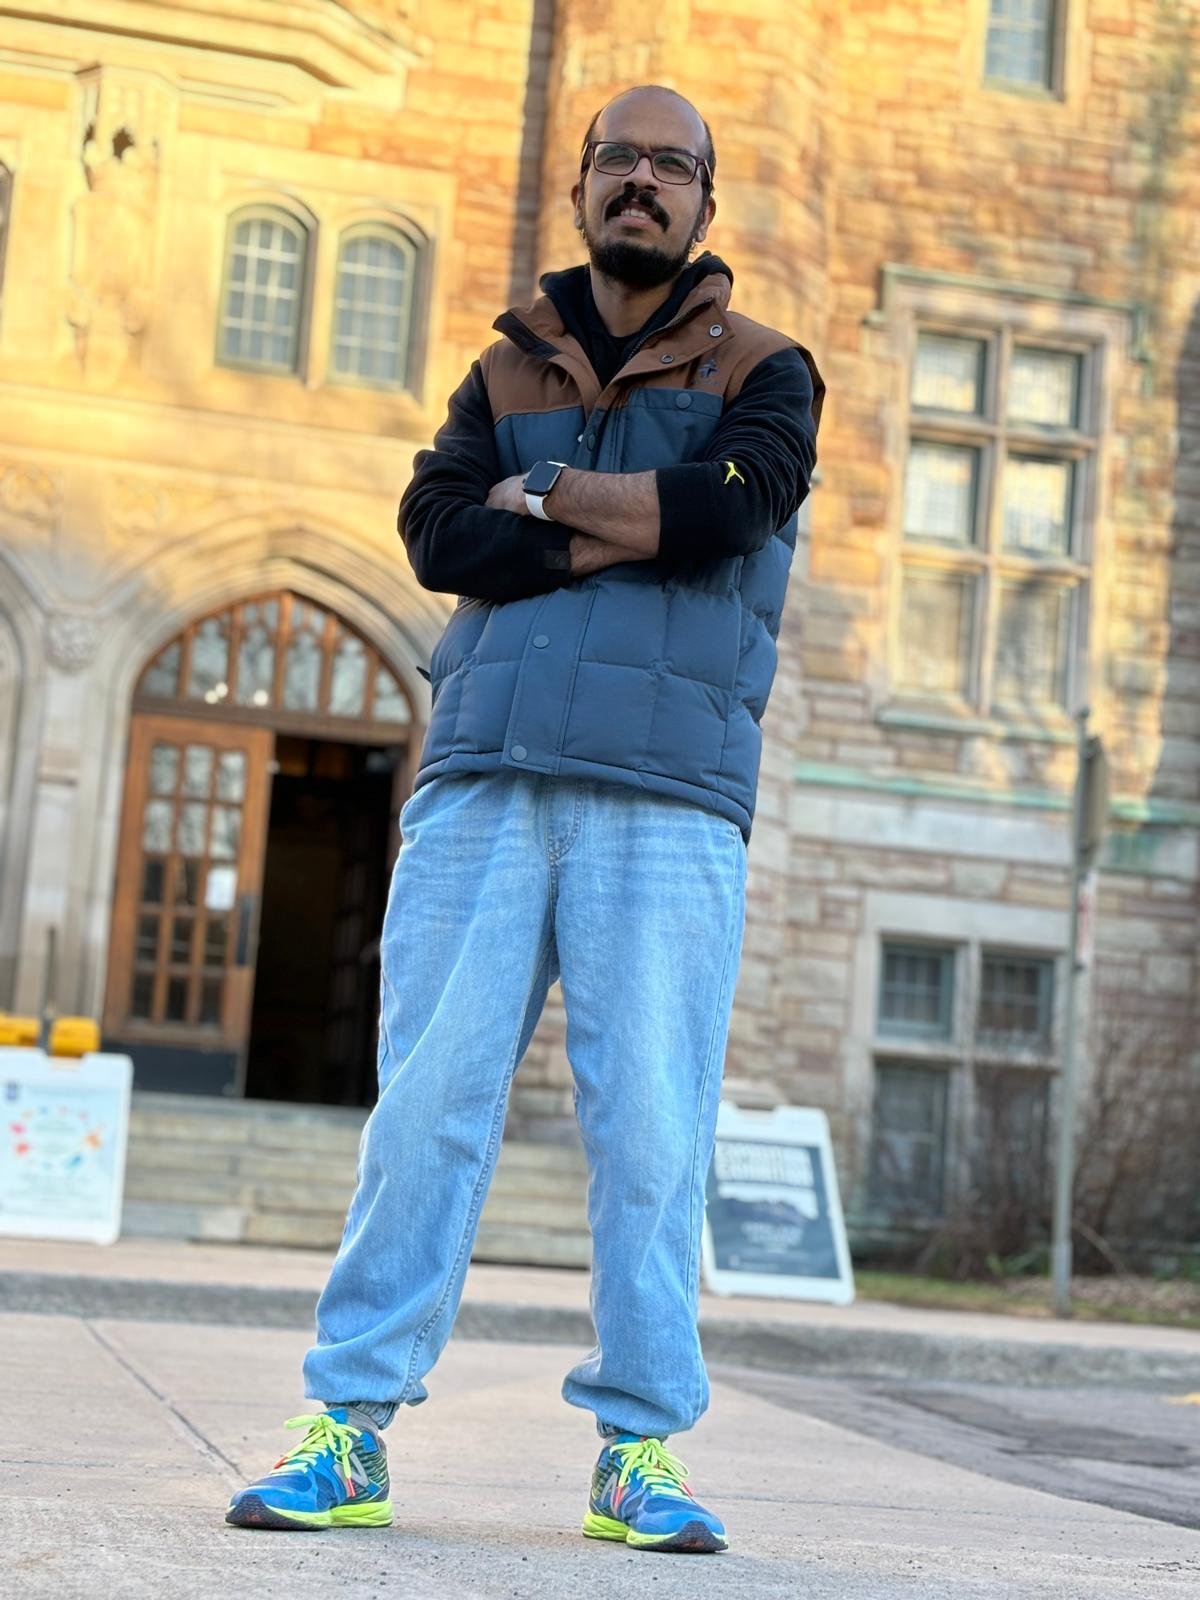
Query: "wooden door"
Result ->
[[104, 715, 273, 1081]]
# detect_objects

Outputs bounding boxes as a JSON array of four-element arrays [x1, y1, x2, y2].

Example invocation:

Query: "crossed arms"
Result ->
[[399, 349, 819, 605]]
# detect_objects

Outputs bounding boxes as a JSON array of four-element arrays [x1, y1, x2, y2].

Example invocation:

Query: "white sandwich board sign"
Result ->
[[0, 1049, 133, 1245], [702, 1103, 855, 1303]]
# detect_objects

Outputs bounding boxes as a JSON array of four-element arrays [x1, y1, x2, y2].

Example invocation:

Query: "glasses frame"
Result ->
[[580, 140, 712, 191]]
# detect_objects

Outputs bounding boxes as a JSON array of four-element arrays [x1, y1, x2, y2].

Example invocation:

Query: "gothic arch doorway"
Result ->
[[103, 591, 418, 1105]]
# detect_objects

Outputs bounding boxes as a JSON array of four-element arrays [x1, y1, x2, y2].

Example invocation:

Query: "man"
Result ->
[[227, 84, 822, 1554]]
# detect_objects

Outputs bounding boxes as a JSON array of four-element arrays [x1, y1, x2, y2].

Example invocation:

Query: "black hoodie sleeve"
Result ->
[[654, 348, 819, 564], [398, 361, 574, 603]]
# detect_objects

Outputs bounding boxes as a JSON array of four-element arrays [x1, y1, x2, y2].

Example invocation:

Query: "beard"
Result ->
[[580, 186, 706, 289]]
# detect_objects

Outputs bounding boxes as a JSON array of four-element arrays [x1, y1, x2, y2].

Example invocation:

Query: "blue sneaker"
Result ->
[[225, 1409, 392, 1530], [582, 1434, 728, 1553]]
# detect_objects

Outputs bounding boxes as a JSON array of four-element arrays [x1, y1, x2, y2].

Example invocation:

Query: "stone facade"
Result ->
[[0, 2, 1196, 1227]]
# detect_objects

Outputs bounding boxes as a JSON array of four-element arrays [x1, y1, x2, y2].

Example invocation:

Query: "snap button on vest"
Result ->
[[532, 634, 549, 648], [709, 324, 723, 336], [510, 745, 527, 761], [675, 392, 692, 410], [659, 353, 674, 363], [586, 433, 597, 448]]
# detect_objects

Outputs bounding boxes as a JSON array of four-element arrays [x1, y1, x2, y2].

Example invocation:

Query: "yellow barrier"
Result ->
[[0, 1014, 39, 1046], [48, 1017, 102, 1058]]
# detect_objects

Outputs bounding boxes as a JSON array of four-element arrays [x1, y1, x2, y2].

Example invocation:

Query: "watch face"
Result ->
[[523, 461, 562, 497]]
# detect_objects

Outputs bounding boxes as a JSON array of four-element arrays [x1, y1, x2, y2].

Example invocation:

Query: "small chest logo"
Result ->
[[699, 359, 719, 380]]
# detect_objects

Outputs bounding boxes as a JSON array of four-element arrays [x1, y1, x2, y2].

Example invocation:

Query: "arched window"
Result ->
[[137, 592, 412, 729], [329, 223, 421, 390], [218, 206, 309, 374]]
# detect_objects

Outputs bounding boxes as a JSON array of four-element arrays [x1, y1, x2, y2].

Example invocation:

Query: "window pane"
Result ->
[[1009, 347, 1080, 428], [904, 442, 980, 545], [141, 858, 165, 905], [176, 801, 208, 856], [973, 1069, 1050, 1209], [372, 666, 410, 724], [331, 231, 411, 387], [187, 615, 231, 703], [283, 601, 325, 711], [170, 915, 194, 965], [329, 631, 368, 716], [220, 212, 305, 372], [869, 1064, 948, 1215], [912, 335, 985, 415], [994, 581, 1070, 706], [204, 920, 228, 969], [141, 641, 181, 698], [149, 745, 179, 795], [216, 751, 246, 802], [210, 805, 241, 861], [135, 914, 159, 964], [235, 598, 279, 708], [985, 0, 1055, 87], [142, 799, 172, 853], [165, 976, 188, 1022], [879, 944, 954, 1039], [182, 745, 214, 798], [980, 955, 1054, 1043], [898, 569, 973, 697], [130, 971, 155, 1020], [199, 978, 223, 1026], [1002, 455, 1074, 557], [176, 859, 201, 908]]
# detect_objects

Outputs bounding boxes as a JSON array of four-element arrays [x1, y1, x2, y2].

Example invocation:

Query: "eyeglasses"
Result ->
[[581, 140, 711, 189]]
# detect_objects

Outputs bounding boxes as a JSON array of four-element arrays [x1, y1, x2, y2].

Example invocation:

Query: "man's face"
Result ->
[[572, 94, 715, 290]]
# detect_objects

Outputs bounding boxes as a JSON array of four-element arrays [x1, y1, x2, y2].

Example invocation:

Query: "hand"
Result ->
[[485, 474, 529, 516]]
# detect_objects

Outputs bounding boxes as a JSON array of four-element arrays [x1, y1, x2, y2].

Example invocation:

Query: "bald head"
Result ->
[[582, 85, 716, 187]]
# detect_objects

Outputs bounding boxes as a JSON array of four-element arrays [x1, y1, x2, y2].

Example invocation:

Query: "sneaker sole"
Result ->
[[581, 1510, 727, 1554], [226, 1494, 393, 1530]]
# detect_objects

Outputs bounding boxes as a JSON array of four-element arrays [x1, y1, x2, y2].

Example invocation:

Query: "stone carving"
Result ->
[[46, 612, 101, 674], [67, 69, 175, 386], [106, 476, 228, 551], [0, 462, 62, 530]]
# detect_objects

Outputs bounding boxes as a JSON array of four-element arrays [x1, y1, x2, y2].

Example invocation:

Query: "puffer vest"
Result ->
[[415, 273, 819, 840]]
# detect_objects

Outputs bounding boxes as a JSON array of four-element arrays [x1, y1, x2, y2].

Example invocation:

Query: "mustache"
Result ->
[[605, 188, 670, 229]]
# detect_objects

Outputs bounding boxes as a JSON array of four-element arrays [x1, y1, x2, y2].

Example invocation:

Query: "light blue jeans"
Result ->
[[302, 770, 747, 1438]]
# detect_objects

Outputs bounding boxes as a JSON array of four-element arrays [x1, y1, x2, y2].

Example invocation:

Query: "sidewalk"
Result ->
[[2, 1236, 1197, 1388], [3, 1304, 1198, 1600]]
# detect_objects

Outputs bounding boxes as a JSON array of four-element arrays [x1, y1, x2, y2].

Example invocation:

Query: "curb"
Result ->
[[2, 1271, 1196, 1390]]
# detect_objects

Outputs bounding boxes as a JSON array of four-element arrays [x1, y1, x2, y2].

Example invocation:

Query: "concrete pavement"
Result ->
[[2, 1236, 1198, 1388], [3, 1308, 1199, 1600]]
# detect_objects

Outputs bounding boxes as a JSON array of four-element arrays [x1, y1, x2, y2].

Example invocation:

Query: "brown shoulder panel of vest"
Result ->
[[481, 338, 593, 426], [718, 311, 825, 427]]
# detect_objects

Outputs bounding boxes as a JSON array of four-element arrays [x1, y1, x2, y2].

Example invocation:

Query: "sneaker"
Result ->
[[225, 1408, 392, 1530], [582, 1434, 728, 1553]]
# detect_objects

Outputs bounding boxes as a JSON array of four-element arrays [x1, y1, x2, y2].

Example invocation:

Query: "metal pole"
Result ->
[[1051, 707, 1089, 1317]]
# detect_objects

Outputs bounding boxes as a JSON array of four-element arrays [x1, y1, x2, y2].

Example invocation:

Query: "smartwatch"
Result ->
[[523, 460, 568, 521]]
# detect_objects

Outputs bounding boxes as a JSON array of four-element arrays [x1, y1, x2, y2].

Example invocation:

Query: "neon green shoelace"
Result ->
[[272, 1413, 361, 1484], [611, 1437, 693, 1500]]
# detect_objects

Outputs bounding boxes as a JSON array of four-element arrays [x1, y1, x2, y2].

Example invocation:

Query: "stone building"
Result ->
[[0, 1, 1196, 1245]]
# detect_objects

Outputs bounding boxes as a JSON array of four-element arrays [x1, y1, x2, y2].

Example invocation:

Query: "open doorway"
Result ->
[[244, 736, 394, 1107]]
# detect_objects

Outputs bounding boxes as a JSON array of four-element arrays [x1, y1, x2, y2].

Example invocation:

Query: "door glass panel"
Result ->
[[131, 972, 155, 1019], [141, 858, 165, 904], [204, 920, 227, 968], [170, 916, 193, 964], [216, 751, 246, 801], [142, 799, 172, 852], [165, 976, 188, 1022], [176, 859, 202, 907], [199, 978, 223, 1024], [210, 805, 241, 860], [149, 745, 179, 795], [183, 746, 214, 797], [135, 915, 159, 963], [177, 802, 207, 856]]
